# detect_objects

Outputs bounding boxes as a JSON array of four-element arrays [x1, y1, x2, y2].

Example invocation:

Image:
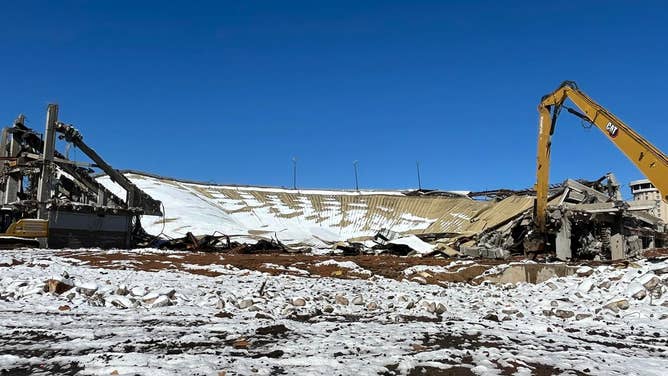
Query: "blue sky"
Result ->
[[1, 1, 667, 196]]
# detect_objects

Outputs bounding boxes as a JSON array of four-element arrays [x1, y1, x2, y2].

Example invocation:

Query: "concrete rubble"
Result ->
[[326, 174, 666, 261]]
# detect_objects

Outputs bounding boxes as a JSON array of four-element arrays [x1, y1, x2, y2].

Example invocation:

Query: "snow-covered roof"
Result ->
[[97, 172, 532, 247]]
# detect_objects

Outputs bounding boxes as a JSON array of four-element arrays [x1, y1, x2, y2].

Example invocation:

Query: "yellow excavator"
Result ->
[[0, 215, 47, 247], [532, 81, 668, 251]]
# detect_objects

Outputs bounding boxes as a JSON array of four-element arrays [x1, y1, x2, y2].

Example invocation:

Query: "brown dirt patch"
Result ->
[[643, 248, 668, 258], [55, 251, 503, 284]]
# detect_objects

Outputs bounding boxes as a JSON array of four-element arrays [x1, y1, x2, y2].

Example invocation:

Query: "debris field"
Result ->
[[1, 107, 663, 260], [1, 249, 668, 375]]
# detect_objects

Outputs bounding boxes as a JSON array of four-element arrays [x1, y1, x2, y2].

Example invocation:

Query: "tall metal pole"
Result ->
[[2, 115, 23, 204], [37, 104, 58, 219], [292, 157, 297, 190], [353, 160, 359, 191], [416, 161, 422, 190]]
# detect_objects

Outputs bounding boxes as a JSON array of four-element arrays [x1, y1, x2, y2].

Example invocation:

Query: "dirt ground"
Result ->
[[57, 251, 506, 284], [3, 248, 667, 375], [55, 248, 668, 287]]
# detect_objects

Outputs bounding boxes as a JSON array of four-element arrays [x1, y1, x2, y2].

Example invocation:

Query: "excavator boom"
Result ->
[[535, 81, 668, 233]]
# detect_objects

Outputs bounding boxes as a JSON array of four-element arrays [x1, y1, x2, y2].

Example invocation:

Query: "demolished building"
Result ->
[[98, 171, 665, 260], [470, 175, 665, 260], [1, 105, 663, 259], [0, 105, 162, 248]]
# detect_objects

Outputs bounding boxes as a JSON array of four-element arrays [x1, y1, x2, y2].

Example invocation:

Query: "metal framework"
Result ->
[[0, 104, 162, 248]]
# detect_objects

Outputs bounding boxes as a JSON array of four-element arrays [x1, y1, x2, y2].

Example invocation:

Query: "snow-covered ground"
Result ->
[[1, 249, 667, 375]]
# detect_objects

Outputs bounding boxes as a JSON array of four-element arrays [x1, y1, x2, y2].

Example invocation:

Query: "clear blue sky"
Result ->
[[1, 1, 667, 196]]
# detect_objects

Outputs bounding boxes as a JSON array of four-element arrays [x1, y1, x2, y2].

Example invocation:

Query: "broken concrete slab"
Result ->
[[555, 214, 572, 260], [611, 234, 625, 260], [480, 264, 577, 284]]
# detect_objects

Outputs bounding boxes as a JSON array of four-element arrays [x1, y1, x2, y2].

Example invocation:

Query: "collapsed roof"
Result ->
[[97, 171, 665, 260]]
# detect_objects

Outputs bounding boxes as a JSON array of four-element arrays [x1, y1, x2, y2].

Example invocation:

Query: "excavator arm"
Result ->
[[535, 81, 668, 233]]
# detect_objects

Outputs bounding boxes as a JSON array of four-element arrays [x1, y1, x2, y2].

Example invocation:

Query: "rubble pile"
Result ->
[[323, 175, 666, 260], [135, 173, 665, 261]]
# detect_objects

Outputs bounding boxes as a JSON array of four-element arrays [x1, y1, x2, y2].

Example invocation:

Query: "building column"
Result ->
[[555, 213, 572, 260], [37, 104, 58, 219]]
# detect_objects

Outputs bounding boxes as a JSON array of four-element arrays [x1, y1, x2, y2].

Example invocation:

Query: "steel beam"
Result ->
[[37, 104, 58, 219]]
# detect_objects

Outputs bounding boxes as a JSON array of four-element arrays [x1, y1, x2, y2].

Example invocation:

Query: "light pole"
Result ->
[[416, 161, 422, 190], [292, 157, 297, 190], [353, 160, 359, 191]]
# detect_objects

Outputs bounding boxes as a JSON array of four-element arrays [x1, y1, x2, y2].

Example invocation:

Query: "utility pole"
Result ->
[[416, 161, 422, 190], [353, 160, 359, 191], [292, 157, 297, 190]]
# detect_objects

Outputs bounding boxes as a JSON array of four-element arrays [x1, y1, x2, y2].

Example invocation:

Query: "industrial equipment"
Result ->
[[0, 104, 162, 248], [532, 81, 668, 254]]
